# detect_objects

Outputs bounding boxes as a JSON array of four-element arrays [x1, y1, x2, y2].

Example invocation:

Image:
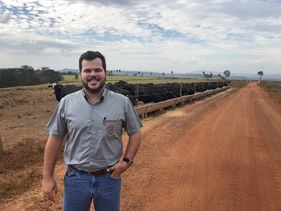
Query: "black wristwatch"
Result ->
[[123, 157, 133, 166]]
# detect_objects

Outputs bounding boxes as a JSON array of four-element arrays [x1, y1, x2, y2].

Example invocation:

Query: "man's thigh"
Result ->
[[63, 167, 92, 211], [93, 172, 121, 211]]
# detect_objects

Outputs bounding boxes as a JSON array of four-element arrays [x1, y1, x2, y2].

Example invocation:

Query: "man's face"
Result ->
[[79, 58, 108, 94]]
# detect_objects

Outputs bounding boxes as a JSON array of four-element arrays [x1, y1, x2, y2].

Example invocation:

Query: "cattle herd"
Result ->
[[50, 80, 230, 105]]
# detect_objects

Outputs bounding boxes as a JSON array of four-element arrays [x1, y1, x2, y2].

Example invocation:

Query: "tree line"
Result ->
[[0, 65, 62, 88]]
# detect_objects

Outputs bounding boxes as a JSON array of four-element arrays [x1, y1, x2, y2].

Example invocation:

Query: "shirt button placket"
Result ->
[[90, 107, 96, 159]]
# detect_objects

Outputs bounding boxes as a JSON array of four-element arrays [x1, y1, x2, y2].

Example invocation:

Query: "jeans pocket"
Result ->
[[65, 166, 79, 179], [108, 171, 121, 180]]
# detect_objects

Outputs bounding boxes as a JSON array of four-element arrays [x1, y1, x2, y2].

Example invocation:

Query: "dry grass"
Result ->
[[0, 138, 64, 203], [259, 81, 281, 105], [0, 139, 45, 201], [0, 86, 60, 203], [230, 80, 248, 89]]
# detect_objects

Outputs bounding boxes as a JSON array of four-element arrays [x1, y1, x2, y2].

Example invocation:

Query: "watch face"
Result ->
[[123, 158, 133, 165]]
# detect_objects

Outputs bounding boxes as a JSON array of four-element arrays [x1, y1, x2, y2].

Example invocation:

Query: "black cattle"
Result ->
[[50, 80, 228, 105], [182, 83, 195, 95], [106, 83, 137, 105], [50, 82, 137, 104], [60, 85, 82, 100], [106, 83, 129, 95], [49, 83, 82, 101]]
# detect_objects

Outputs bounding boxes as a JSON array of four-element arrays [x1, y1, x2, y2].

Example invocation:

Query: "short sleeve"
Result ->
[[123, 98, 143, 136], [45, 98, 68, 139]]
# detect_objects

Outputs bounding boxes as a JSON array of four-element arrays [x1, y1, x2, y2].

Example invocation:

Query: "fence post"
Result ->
[[193, 83, 196, 93], [180, 83, 183, 96]]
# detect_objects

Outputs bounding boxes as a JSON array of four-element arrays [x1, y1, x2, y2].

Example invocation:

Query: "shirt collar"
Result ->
[[82, 88, 107, 105]]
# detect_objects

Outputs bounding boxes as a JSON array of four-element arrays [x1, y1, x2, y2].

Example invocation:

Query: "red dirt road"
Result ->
[[123, 82, 281, 211], [2, 82, 281, 210]]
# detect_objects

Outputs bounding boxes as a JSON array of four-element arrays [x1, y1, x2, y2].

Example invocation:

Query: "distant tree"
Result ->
[[0, 65, 62, 88], [75, 73, 78, 80], [257, 71, 264, 82], [203, 71, 212, 79], [171, 70, 173, 75], [218, 73, 226, 80], [18, 65, 35, 85], [223, 70, 231, 78], [0, 69, 16, 87], [36, 67, 62, 83]]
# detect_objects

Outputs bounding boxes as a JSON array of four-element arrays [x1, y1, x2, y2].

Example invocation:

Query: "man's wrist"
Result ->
[[43, 172, 54, 180], [122, 157, 133, 166]]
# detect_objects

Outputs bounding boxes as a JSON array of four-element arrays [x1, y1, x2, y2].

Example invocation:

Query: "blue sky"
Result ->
[[0, 0, 281, 75]]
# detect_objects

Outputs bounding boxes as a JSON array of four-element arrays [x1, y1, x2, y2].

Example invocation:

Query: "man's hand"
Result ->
[[42, 136, 63, 202], [42, 176, 58, 202], [107, 161, 130, 178]]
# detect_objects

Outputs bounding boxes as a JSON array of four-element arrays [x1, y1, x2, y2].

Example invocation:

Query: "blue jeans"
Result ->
[[63, 166, 121, 211]]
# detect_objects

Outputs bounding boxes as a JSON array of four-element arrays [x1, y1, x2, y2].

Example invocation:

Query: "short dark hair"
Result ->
[[79, 51, 106, 72]]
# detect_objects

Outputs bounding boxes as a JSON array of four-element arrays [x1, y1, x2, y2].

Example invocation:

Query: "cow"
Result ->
[[49, 83, 82, 101]]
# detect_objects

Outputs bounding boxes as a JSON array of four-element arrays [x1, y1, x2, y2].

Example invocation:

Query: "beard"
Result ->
[[81, 75, 106, 94]]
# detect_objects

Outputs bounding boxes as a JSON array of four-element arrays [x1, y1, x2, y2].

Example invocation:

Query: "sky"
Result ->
[[0, 0, 281, 75]]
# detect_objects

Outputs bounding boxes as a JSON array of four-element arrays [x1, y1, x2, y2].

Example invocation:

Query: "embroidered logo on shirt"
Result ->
[[107, 124, 115, 134]]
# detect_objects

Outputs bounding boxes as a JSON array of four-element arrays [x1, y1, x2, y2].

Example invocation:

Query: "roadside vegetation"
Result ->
[[230, 80, 248, 89], [259, 81, 281, 105]]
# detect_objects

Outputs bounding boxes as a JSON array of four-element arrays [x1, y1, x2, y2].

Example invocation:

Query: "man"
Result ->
[[42, 51, 143, 211]]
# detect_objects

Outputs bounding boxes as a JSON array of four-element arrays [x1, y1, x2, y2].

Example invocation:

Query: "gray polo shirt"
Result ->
[[45, 88, 143, 171]]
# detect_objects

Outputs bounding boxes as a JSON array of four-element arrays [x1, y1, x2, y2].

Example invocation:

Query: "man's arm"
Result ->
[[42, 135, 64, 202], [108, 130, 141, 178], [123, 131, 141, 160]]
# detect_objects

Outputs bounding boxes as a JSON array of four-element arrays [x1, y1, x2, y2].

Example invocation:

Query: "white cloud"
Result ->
[[0, 0, 281, 75], [0, 12, 11, 23], [42, 47, 62, 54]]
